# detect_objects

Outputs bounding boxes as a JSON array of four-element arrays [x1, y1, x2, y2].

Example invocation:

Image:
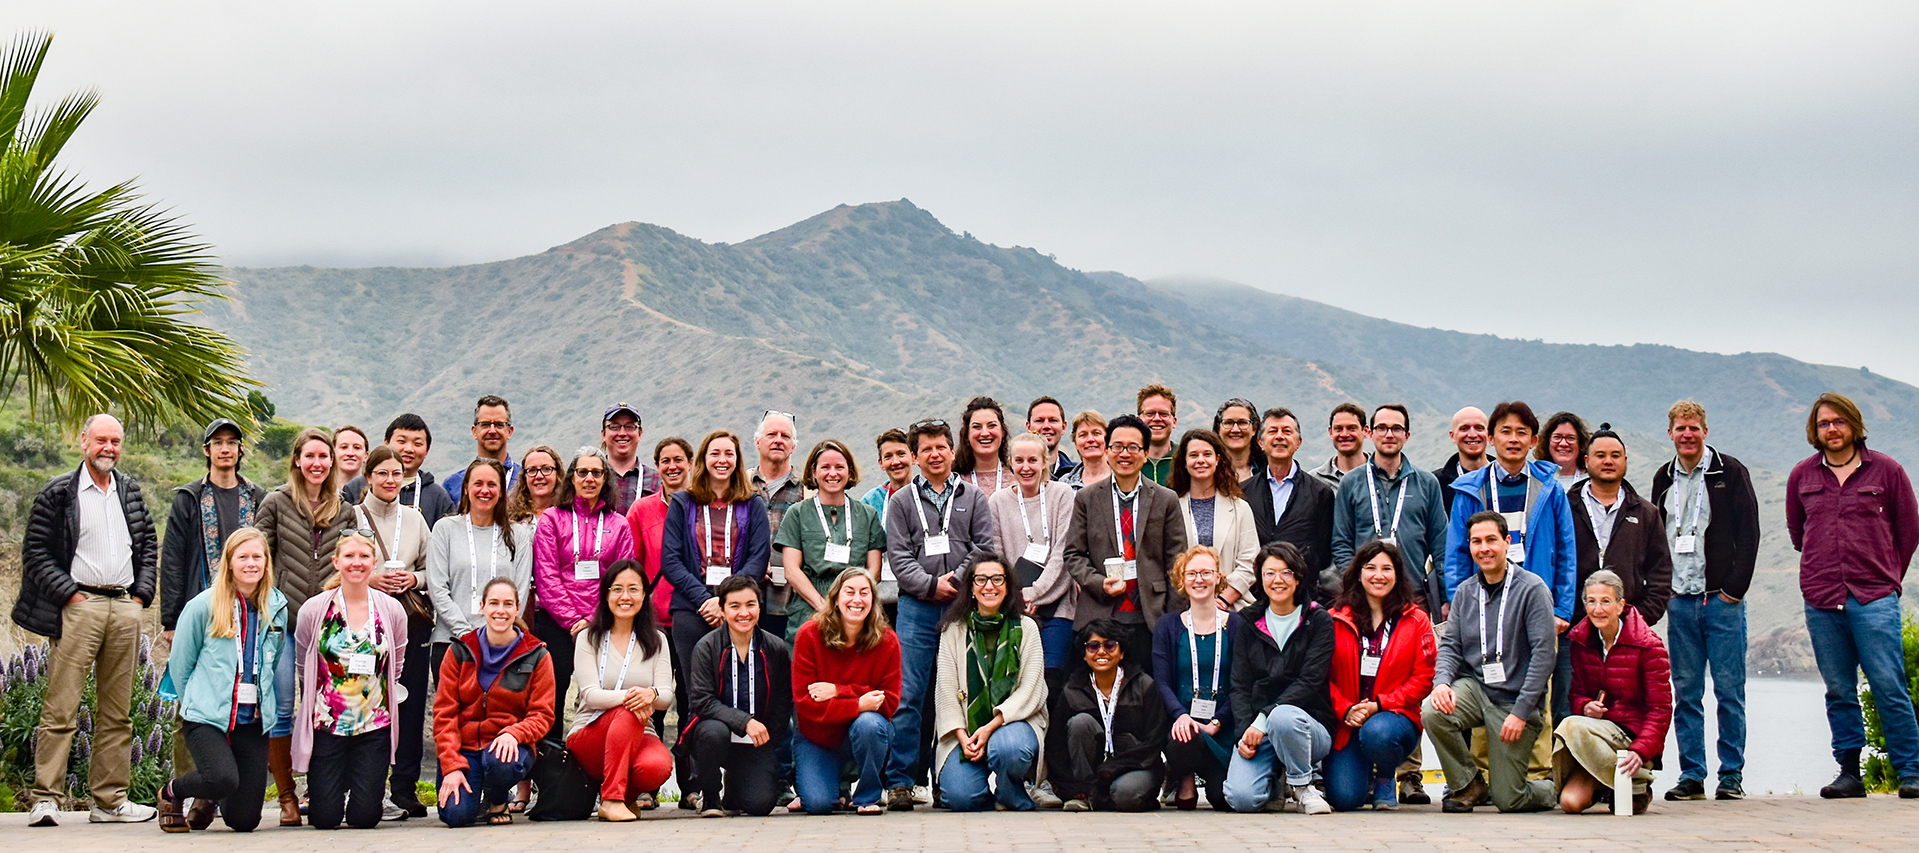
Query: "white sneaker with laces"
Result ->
[[89, 800, 157, 823], [1293, 784, 1332, 815], [28, 801, 59, 827], [912, 785, 933, 805]]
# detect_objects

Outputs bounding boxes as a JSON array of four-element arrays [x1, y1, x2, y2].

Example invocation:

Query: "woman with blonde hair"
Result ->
[[792, 568, 901, 815], [1150, 545, 1245, 811], [157, 528, 293, 833]]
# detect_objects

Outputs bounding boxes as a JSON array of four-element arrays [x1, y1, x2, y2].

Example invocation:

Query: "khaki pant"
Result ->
[[34, 593, 143, 807], [1423, 677, 1555, 812], [1554, 716, 1652, 795]]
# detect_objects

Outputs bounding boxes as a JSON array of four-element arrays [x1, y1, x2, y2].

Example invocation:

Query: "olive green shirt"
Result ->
[[774, 496, 887, 640]]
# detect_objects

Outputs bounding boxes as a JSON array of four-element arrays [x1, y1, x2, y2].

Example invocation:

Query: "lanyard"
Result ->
[[574, 509, 607, 564], [598, 629, 639, 691], [1477, 580, 1510, 664], [966, 467, 1005, 493], [1365, 462, 1408, 541], [356, 503, 406, 565], [1111, 486, 1139, 556], [729, 638, 756, 718], [1018, 486, 1049, 544], [1092, 669, 1125, 755], [1480, 471, 1539, 539], [466, 517, 498, 612], [703, 504, 734, 566], [814, 498, 853, 548], [1366, 618, 1395, 659], [402, 477, 422, 511], [911, 483, 957, 536], [1183, 611, 1222, 700], [233, 600, 259, 685]]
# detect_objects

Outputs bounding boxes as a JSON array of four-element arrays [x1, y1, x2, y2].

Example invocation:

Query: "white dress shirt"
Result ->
[[72, 470, 134, 587]]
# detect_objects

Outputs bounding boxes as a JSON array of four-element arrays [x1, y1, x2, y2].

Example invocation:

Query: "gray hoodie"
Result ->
[[1433, 566, 1556, 720]]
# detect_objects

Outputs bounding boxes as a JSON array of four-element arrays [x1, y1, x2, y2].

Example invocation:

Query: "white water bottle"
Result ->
[[1612, 749, 1632, 816]]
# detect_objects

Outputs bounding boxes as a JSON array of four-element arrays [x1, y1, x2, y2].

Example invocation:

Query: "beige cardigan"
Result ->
[[1177, 494, 1261, 609], [986, 482, 1078, 621], [931, 615, 1048, 782]]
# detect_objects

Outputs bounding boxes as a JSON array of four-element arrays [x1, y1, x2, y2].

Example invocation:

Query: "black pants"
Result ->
[[172, 721, 269, 831], [389, 620, 433, 801], [1163, 729, 1229, 809], [308, 729, 389, 829], [1060, 713, 1160, 811], [670, 613, 717, 794], [690, 719, 781, 815], [532, 611, 578, 744]]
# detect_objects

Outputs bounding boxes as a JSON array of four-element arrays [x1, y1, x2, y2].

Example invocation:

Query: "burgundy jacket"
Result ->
[[1566, 606, 1672, 762], [1787, 446, 1919, 610]]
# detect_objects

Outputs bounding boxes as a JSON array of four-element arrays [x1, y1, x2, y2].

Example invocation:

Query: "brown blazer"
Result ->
[[1064, 477, 1189, 628]]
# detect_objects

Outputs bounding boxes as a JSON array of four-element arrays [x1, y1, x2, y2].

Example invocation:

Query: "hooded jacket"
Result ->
[[13, 466, 158, 639], [1327, 602, 1435, 751], [1443, 458, 1578, 621], [1566, 605, 1673, 761], [432, 627, 555, 773]]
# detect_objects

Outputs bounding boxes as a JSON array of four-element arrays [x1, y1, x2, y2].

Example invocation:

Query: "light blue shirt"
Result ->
[[1665, 447, 1714, 595], [1266, 461, 1301, 525]]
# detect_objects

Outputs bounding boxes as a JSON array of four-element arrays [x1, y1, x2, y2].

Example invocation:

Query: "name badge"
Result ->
[[1189, 698, 1217, 720], [1674, 534, 1698, 555], [1380, 535, 1396, 548], [346, 653, 377, 676], [1481, 660, 1507, 684], [730, 730, 754, 745], [704, 564, 730, 586], [824, 542, 852, 564], [235, 682, 259, 705], [1501, 511, 1525, 533], [1022, 542, 1049, 566], [923, 534, 951, 557], [574, 559, 600, 580], [1360, 653, 1381, 677], [1506, 542, 1526, 566]]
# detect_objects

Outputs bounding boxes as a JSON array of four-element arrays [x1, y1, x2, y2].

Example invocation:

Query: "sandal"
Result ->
[[507, 797, 529, 814], [635, 792, 657, 811], [487, 804, 512, 826], [856, 803, 885, 816], [158, 784, 189, 833]]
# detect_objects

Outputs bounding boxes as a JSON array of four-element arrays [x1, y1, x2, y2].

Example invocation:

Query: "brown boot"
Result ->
[[270, 735, 301, 827]]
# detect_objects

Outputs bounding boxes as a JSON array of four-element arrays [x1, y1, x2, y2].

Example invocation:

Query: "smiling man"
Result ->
[[1241, 407, 1334, 606], [750, 410, 807, 641], [601, 402, 660, 513], [1566, 424, 1672, 627], [440, 395, 520, 500], [1313, 402, 1370, 487], [1331, 405, 1449, 610], [1434, 407, 1492, 504]]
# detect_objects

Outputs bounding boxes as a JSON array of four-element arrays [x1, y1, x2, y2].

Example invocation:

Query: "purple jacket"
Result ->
[[532, 499, 636, 627], [1787, 446, 1919, 609]]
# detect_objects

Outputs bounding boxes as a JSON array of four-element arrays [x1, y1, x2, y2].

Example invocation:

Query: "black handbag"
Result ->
[[525, 739, 599, 821]]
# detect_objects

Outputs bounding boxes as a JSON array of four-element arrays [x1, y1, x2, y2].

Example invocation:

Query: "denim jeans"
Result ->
[[1806, 594, 1919, 777], [886, 594, 943, 789], [938, 721, 1039, 811], [1323, 712, 1420, 812], [436, 745, 534, 827], [795, 711, 893, 815], [1667, 593, 1747, 781], [1040, 617, 1076, 671], [1222, 705, 1330, 812]]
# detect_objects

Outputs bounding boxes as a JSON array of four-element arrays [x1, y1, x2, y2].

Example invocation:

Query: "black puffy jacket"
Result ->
[[12, 466, 158, 639]]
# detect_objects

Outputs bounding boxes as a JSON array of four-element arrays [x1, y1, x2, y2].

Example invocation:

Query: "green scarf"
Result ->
[[964, 612, 1022, 735]]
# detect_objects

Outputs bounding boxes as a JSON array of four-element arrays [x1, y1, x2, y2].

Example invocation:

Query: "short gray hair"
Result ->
[[1582, 569, 1626, 601]]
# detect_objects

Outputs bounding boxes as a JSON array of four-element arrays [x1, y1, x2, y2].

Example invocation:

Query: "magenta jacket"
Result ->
[[1787, 446, 1919, 609], [1566, 606, 1672, 762], [532, 499, 636, 628]]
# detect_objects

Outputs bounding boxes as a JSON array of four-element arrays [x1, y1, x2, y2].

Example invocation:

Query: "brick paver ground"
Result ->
[[5, 796, 1917, 852]]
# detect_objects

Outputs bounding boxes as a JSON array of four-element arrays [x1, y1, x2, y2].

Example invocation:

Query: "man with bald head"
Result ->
[[1434, 407, 1491, 501], [17, 415, 159, 826]]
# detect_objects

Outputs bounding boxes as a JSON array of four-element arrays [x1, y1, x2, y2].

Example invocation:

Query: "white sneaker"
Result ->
[[380, 796, 408, 821], [1293, 784, 1332, 816], [1030, 781, 1063, 809], [89, 800, 157, 823], [912, 785, 933, 805], [28, 801, 59, 826]]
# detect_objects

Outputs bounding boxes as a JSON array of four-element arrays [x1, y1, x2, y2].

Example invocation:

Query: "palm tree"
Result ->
[[0, 31, 252, 431]]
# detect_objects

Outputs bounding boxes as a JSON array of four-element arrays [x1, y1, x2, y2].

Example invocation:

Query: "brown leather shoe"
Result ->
[[158, 784, 189, 833], [185, 797, 218, 830]]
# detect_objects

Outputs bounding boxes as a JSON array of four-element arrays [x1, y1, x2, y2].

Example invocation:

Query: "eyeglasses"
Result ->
[[1184, 568, 1218, 580], [1218, 418, 1253, 429], [1083, 639, 1120, 653], [473, 420, 511, 430], [1139, 411, 1174, 421], [604, 424, 641, 434], [1267, 568, 1298, 580], [1372, 425, 1409, 436], [525, 465, 558, 477], [573, 469, 607, 479], [763, 409, 796, 423], [1816, 419, 1850, 432], [972, 574, 1007, 588], [910, 418, 948, 430], [369, 469, 404, 480], [1108, 443, 1145, 455]]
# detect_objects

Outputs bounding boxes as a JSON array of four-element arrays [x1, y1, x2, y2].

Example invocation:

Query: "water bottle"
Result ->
[[1613, 749, 1632, 816]]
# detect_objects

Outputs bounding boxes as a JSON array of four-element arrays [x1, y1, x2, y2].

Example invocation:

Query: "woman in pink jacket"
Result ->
[[533, 446, 635, 741]]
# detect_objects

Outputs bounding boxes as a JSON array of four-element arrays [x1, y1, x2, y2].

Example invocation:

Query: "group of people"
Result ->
[[12, 385, 1918, 831]]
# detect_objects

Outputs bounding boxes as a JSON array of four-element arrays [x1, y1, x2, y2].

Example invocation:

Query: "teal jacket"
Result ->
[[167, 586, 295, 732]]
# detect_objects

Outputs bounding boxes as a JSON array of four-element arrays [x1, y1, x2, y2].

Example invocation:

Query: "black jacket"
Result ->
[[1648, 447, 1760, 600], [686, 626, 793, 743], [12, 466, 158, 639], [1567, 481, 1673, 626], [160, 476, 268, 631], [1050, 664, 1168, 791], [1240, 463, 1334, 604], [1229, 603, 1336, 736]]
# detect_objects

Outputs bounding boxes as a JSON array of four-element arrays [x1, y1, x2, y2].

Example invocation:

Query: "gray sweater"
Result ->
[[884, 476, 996, 603], [1434, 567, 1556, 719]]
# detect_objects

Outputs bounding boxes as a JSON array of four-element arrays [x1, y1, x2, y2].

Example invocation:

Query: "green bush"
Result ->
[[0, 638, 177, 810], [1861, 612, 1919, 793], [258, 419, 305, 459]]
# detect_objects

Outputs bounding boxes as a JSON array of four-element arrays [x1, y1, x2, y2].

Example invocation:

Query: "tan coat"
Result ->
[[255, 484, 356, 621], [1177, 494, 1262, 608]]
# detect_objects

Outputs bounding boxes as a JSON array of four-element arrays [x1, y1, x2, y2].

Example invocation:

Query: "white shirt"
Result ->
[[72, 471, 134, 587]]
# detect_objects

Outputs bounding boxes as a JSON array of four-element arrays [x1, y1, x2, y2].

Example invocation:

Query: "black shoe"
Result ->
[[1664, 778, 1706, 801], [1715, 776, 1744, 800], [1397, 772, 1431, 805], [886, 787, 915, 811], [1900, 780, 1919, 799], [1820, 773, 1866, 799], [391, 794, 429, 819], [1441, 775, 1488, 813]]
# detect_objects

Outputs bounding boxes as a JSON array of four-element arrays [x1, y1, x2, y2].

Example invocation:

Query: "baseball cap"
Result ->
[[602, 402, 643, 428]]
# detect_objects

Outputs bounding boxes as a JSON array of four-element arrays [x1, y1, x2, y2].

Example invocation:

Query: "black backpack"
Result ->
[[525, 739, 598, 821]]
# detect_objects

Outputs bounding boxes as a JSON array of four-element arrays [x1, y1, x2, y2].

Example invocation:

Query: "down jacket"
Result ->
[[1565, 605, 1673, 762], [12, 467, 157, 639], [255, 484, 356, 620]]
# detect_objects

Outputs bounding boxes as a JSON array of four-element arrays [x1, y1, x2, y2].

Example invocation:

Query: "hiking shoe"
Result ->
[[886, 787, 915, 811], [1398, 772, 1431, 805], [1821, 772, 1866, 799], [1665, 777, 1706, 801], [1900, 780, 1919, 799], [1441, 774, 1488, 813], [380, 796, 408, 821], [1715, 776, 1744, 800]]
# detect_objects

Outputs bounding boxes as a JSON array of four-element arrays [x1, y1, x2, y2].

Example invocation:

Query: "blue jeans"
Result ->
[[1040, 617, 1076, 671], [1323, 712, 1420, 812], [795, 711, 893, 815], [886, 594, 943, 788], [1807, 595, 1919, 777], [1668, 593, 1748, 781], [435, 745, 534, 827], [1222, 705, 1330, 812], [938, 721, 1039, 811]]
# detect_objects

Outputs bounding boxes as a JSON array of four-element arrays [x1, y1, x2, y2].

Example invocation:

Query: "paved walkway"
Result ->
[[3, 796, 1916, 852]]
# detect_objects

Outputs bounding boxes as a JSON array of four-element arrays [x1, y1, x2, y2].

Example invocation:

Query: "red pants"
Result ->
[[566, 707, 673, 802]]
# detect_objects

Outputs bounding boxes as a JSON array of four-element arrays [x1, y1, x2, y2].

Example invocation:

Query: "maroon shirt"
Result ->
[[1787, 446, 1919, 609]]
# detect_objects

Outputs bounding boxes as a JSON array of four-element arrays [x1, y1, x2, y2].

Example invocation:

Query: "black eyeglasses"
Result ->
[[1083, 639, 1120, 653], [1371, 425, 1409, 436], [972, 574, 1008, 588], [473, 420, 511, 430]]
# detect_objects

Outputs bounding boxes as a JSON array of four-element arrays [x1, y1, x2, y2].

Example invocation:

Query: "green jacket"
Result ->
[[167, 586, 294, 732]]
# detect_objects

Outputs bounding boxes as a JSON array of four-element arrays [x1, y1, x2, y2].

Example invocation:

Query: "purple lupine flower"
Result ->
[[77, 707, 92, 734], [146, 729, 163, 757], [130, 738, 143, 765], [139, 636, 151, 667], [67, 773, 79, 794]]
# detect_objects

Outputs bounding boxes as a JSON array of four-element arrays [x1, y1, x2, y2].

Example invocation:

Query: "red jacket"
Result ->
[[1566, 606, 1672, 761], [1328, 603, 1436, 751], [627, 493, 676, 624], [432, 628, 556, 774], [791, 619, 901, 749]]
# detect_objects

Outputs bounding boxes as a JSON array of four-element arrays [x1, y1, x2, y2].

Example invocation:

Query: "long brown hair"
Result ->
[[1334, 539, 1418, 637], [455, 458, 518, 558], [208, 527, 275, 638], [285, 427, 342, 527], [506, 445, 561, 524], [814, 567, 889, 651], [1169, 429, 1243, 499], [689, 430, 755, 505], [1806, 392, 1868, 449]]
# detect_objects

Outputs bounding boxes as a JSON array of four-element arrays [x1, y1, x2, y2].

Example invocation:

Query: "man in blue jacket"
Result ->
[[1442, 401, 1577, 722]]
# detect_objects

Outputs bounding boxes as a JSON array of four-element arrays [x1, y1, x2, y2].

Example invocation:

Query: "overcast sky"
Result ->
[[18, 2, 1919, 384]]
